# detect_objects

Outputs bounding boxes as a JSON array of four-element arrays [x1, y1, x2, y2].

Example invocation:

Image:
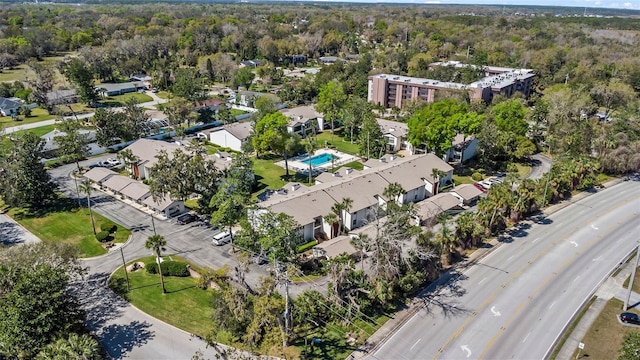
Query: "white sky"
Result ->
[[302, 0, 640, 11]]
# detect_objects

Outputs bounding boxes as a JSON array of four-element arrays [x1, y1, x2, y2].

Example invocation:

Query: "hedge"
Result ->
[[96, 231, 110, 242], [100, 221, 117, 234], [145, 260, 190, 277], [471, 172, 483, 181], [296, 240, 317, 254]]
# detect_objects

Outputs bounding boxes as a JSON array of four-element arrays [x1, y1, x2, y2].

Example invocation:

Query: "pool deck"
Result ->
[[277, 148, 359, 175]]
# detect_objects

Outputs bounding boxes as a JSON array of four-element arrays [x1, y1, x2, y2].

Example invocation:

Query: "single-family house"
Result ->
[[414, 192, 463, 227], [377, 118, 412, 154], [450, 184, 484, 206], [253, 153, 454, 241], [280, 105, 324, 137], [239, 59, 263, 68], [0, 97, 23, 117], [143, 194, 185, 218], [194, 98, 227, 113], [319, 56, 340, 65], [280, 55, 307, 66], [209, 121, 253, 152], [123, 139, 183, 180], [46, 89, 78, 106], [129, 74, 153, 89], [443, 135, 478, 163], [40, 129, 98, 159], [237, 91, 279, 108], [96, 82, 142, 97]]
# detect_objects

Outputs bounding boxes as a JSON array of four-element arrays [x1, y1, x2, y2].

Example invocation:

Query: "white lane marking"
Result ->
[[478, 277, 487, 285], [491, 306, 501, 316], [593, 256, 602, 262], [410, 338, 421, 351], [573, 275, 580, 283], [507, 255, 515, 262], [591, 224, 599, 230], [532, 237, 540, 244], [570, 241, 579, 247], [522, 332, 531, 343], [461, 345, 472, 358], [549, 300, 557, 309]]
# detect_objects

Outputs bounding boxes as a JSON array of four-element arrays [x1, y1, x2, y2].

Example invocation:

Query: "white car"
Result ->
[[212, 231, 233, 246], [478, 180, 492, 189], [105, 158, 121, 167]]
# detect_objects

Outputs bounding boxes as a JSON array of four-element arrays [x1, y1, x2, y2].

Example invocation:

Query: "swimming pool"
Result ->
[[301, 153, 335, 166]]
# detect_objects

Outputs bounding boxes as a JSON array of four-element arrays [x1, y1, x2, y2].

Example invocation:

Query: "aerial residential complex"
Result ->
[[368, 61, 535, 109]]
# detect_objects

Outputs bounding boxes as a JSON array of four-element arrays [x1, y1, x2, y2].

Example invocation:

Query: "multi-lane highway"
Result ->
[[373, 179, 640, 359]]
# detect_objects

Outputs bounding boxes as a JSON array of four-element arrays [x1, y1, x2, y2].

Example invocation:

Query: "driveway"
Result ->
[[527, 153, 553, 179]]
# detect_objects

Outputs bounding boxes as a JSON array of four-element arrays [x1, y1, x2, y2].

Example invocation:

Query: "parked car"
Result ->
[[478, 180, 492, 189], [105, 158, 121, 166], [473, 183, 487, 192], [620, 312, 640, 325], [212, 231, 233, 246], [152, 87, 159, 93], [176, 213, 196, 225]]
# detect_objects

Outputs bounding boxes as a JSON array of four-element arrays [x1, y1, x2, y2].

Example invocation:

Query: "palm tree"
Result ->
[[341, 197, 353, 233], [330, 203, 345, 236], [283, 134, 301, 178], [78, 180, 96, 235], [324, 212, 339, 238], [383, 182, 405, 207], [304, 136, 318, 185], [431, 168, 447, 195], [117, 148, 139, 177], [436, 214, 456, 268], [145, 234, 167, 294]]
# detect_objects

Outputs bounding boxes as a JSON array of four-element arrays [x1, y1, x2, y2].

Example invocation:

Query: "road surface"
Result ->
[[528, 153, 553, 180], [372, 179, 640, 359]]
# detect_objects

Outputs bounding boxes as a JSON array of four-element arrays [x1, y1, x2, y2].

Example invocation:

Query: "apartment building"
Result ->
[[368, 61, 535, 109]]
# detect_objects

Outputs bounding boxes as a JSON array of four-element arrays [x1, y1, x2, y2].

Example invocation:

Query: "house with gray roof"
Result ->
[[96, 82, 142, 97], [280, 105, 324, 137], [377, 118, 412, 154], [46, 89, 78, 105], [0, 97, 23, 117], [208, 121, 253, 152], [83, 167, 118, 185], [123, 138, 183, 179]]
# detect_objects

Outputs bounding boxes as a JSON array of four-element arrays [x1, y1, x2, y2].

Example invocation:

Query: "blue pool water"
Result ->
[[301, 153, 335, 166]]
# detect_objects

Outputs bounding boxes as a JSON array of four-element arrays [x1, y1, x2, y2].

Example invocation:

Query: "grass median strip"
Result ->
[[109, 256, 214, 338]]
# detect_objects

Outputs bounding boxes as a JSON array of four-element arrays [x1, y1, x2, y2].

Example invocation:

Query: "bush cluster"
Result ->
[[296, 240, 317, 254], [471, 172, 483, 181], [145, 260, 190, 277], [95, 231, 110, 242], [100, 221, 117, 234]]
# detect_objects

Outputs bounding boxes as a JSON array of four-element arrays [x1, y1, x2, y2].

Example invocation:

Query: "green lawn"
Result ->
[[515, 163, 532, 178], [100, 93, 153, 107], [0, 108, 57, 127], [252, 157, 309, 198], [453, 174, 475, 185], [184, 198, 199, 210], [8, 198, 131, 258], [109, 256, 214, 338], [230, 109, 247, 117], [331, 160, 364, 172], [316, 131, 360, 155], [570, 298, 638, 359]]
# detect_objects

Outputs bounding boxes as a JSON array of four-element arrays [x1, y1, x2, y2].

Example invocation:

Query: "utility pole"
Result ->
[[275, 259, 290, 348], [541, 142, 553, 209], [120, 246, 130, 292], [624, 241, 640, 311]]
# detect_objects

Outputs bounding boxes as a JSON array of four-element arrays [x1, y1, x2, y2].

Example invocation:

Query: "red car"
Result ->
[[473, 183, 488, 192]]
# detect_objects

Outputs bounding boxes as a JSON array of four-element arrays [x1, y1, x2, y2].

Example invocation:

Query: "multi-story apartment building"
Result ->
[[368, 61, 535, 109]]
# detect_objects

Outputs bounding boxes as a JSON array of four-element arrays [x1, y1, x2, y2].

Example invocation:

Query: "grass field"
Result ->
[[109, 256, 214, 338], [101, 93, 154, 107], [0, 108, 57, 127], [571, 298, 640, 359], [8, 197, 131, 258], [315, 131, 360, 155], [252, 157, 309, 198]]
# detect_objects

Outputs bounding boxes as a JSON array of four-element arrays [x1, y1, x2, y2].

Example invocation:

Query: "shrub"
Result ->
[[145, 260, 190, 277], [296, 240, 318, 253], [101, 221, 117, 234], [471, 172, 483, 181], [96, 231, 110, 242]]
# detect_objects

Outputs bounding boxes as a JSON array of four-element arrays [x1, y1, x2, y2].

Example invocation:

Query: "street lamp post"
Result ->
[[150, 213, 157, 235], [624, 241, 640, 311]]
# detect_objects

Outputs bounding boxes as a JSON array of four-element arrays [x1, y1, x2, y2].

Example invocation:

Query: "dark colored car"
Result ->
[[176, 213, 196, 225], [620, 312, 640, 325], [473, 183, 487, 192]]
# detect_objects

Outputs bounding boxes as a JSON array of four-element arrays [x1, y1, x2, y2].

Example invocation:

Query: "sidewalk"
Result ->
[[349, 177, 625, 358]]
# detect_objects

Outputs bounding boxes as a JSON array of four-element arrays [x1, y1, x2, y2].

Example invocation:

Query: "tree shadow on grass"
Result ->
[[11, 195, 79, 219], [99, 320, 155, 359]]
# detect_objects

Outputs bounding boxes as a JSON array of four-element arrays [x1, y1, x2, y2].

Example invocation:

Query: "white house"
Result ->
[[377, 118, 413, 154], [280, 105, 324, 137], [209, 121, 253, 152], [443, 135, 478, 163]]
